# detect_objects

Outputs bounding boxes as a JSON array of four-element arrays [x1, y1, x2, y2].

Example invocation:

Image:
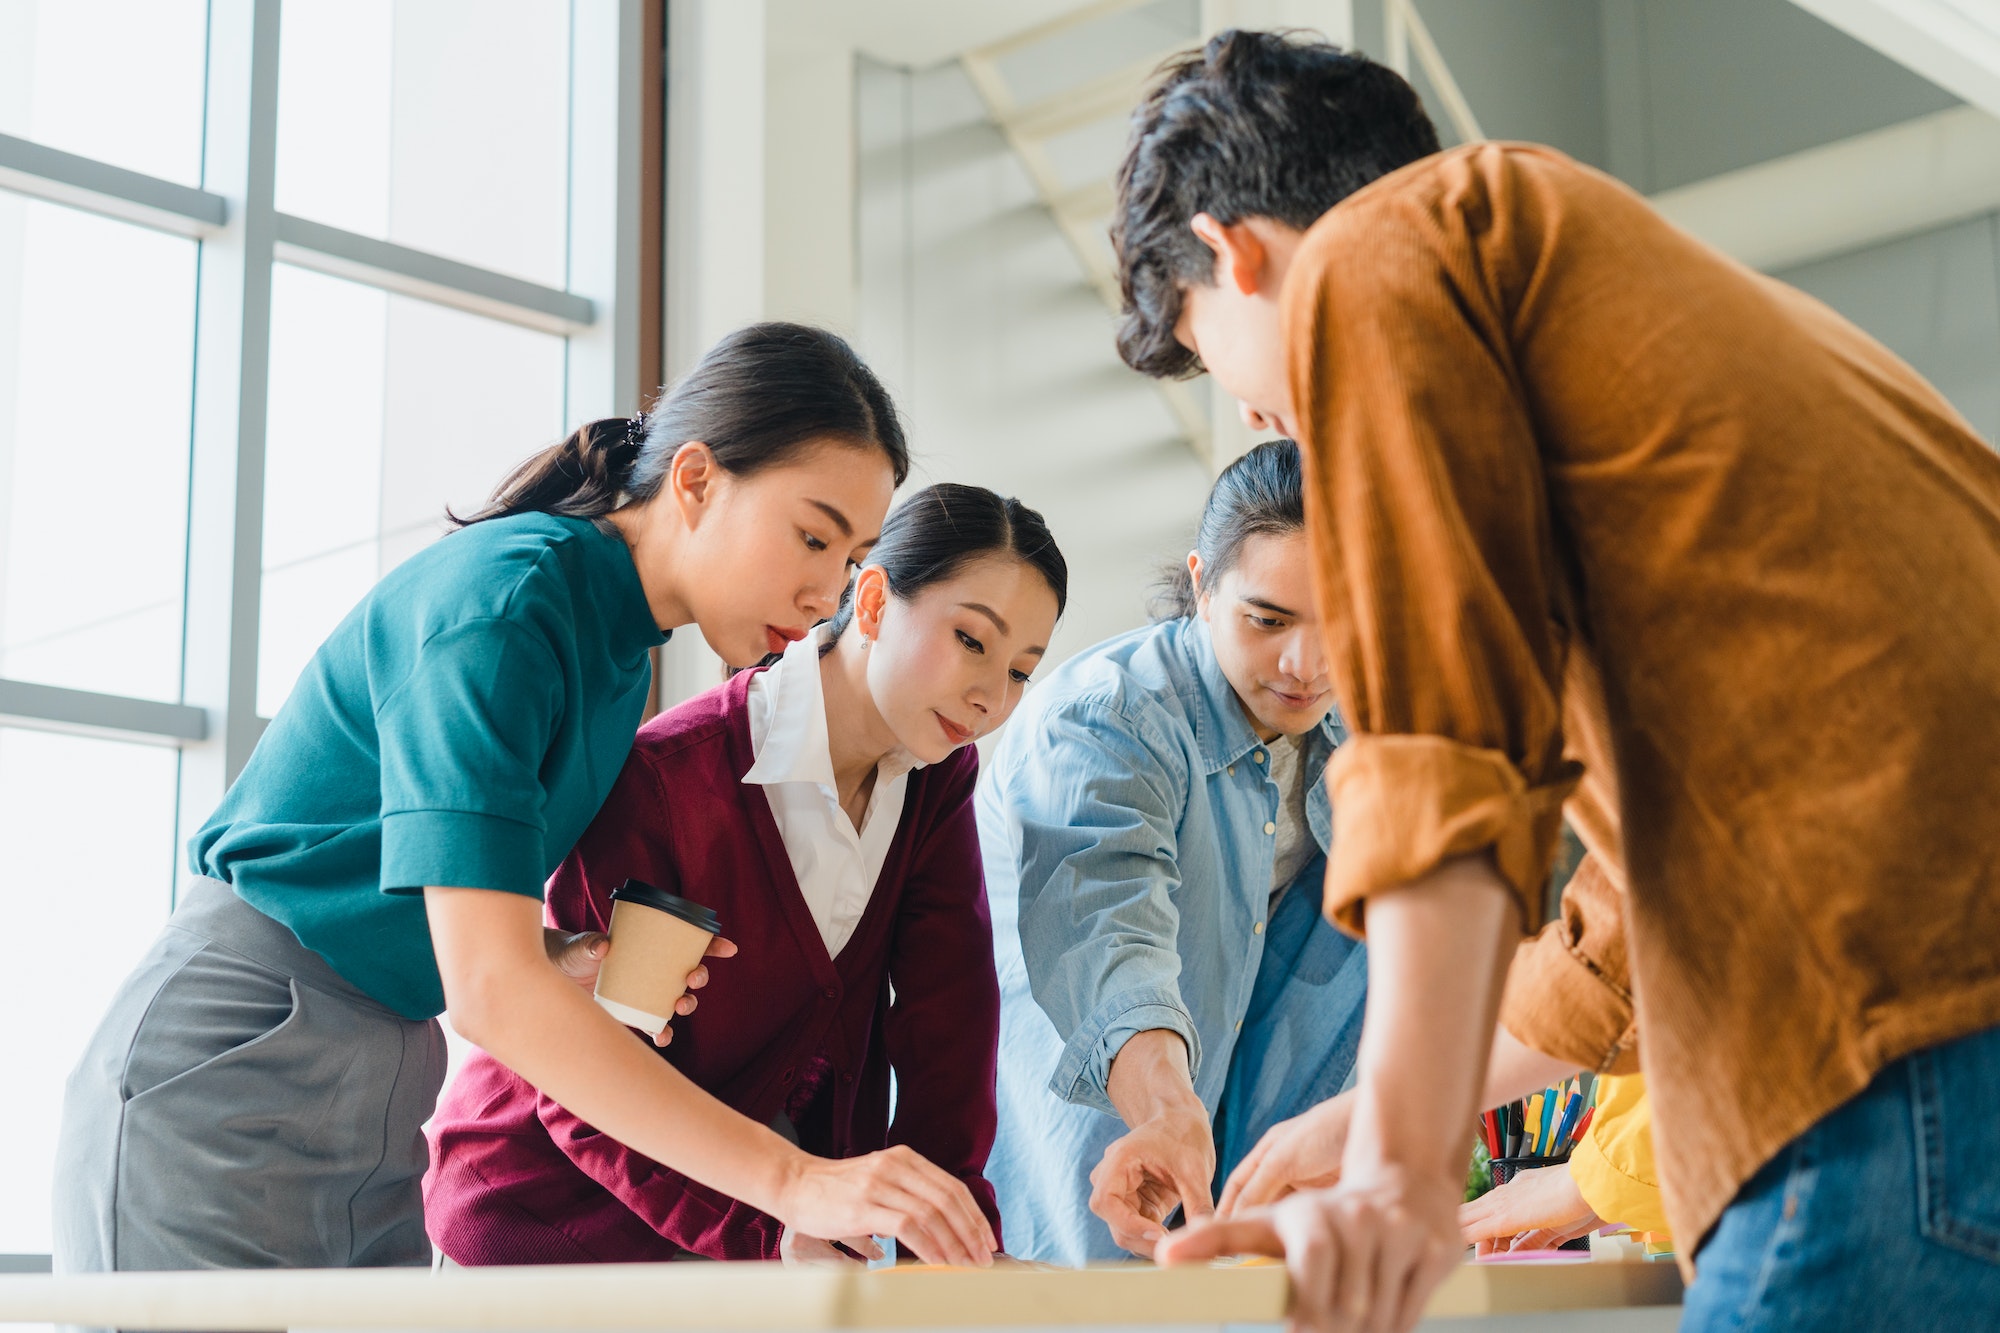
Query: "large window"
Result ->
[[0, 199, 197, 702], [0, 0, 647, 1260]]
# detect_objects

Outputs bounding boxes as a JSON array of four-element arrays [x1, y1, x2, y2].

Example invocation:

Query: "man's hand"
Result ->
[[1458, 1164, 1600, 1256], [779, 1226, 887, 1267], [1095, 1028, 1215, 1255], [1218, 1090, 1356, 1216], [1158, 1162, 1462, 1333], [1089, 1104, 1217, 1254], [542, 926, 738, 1047]]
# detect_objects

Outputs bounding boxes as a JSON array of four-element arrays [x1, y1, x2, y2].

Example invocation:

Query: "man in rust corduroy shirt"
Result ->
[[1112, 30, 2000, 1333]]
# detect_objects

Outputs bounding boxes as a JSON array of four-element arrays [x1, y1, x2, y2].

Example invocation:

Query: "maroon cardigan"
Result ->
[[423, 668, 1003, 1262]]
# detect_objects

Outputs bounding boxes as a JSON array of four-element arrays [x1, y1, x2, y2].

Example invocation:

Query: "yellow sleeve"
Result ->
[[1566, 1074, 1670, 1237]]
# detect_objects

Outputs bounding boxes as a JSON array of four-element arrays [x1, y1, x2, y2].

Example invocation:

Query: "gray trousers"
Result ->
[[53, 877, 446, 1272]]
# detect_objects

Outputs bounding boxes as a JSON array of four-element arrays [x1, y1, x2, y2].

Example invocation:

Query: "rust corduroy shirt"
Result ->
[[1283, 143, 2000, 1266]]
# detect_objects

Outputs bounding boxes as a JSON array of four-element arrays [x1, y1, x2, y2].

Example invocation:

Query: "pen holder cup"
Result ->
[[1488, 1154, 1591, 1252], [1490, 1152, 1569, 1186]]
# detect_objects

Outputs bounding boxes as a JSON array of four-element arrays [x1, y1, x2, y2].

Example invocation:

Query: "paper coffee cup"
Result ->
[[593, 878, 722, 1036]]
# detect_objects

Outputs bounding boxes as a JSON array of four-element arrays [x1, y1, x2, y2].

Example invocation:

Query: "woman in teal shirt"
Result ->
[[55, 323, 998, 1275]]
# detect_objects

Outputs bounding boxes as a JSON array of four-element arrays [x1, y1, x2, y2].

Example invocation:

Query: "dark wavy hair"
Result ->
[[827, 483, 1068, 643], [1152, 438, 1303, 619], [450, 323, 909, 527], [1112, 29, 1439, 379]]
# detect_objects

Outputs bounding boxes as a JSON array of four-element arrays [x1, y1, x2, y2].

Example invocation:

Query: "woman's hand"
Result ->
[[1458, 1164, 1601, 1255], [1157, 1162, 1462, 1333], [1218, 1091, 1355, 1216], [779, 1227, 886, 1267], [542, 927, 738, 1047], [775, 1145, 997, 1269]]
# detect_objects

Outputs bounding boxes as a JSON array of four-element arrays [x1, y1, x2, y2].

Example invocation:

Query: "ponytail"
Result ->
[[448, 416, 646, 528], [450, 322, 910, 529]]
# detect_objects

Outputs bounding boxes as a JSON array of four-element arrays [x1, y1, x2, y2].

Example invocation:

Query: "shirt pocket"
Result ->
[[1911, 1028, 2000, 1266]]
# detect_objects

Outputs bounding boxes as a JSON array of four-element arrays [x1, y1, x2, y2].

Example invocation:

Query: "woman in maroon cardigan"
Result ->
[[425, 484, 1068, 1264]]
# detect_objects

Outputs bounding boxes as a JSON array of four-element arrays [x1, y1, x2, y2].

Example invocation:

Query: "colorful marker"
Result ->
[[1553, 1087, 1585, 1151]]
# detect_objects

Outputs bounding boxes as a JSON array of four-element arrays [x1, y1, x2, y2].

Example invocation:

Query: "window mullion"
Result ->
[[178, 0, 282, 856]]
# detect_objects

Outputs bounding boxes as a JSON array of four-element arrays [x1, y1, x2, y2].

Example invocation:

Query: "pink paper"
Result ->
[[1474, 1249, 1593, 1263]]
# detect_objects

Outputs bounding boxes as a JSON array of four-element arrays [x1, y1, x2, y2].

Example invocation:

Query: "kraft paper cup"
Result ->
[[593, 879, 722, 1036]]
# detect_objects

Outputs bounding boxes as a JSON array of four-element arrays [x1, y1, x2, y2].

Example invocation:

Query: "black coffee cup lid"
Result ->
[[611, 879, 721, 934]]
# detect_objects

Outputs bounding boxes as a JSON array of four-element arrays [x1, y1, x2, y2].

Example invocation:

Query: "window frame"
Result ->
[[0, 0, 653, 849]]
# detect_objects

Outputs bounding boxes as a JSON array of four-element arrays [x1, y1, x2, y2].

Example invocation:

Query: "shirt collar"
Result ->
[[1177, 615, 1347, 775], [742, 624, 925, 789]]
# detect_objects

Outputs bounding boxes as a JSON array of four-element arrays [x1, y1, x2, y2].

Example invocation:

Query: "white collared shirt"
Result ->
[[742, 624, 922, 958]]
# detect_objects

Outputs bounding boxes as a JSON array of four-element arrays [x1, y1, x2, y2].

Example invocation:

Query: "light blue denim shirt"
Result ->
[[979, 615, 1346, 1261]]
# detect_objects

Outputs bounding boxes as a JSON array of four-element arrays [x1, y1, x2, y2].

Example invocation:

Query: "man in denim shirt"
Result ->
[[979, 442, 1366, 1263]]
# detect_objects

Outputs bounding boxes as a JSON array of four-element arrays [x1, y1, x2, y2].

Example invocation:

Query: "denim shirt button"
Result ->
[[1227, 765, 1235, 776], [1264, 821, 1276, 835], [1253, 751, 1266, 764], [1254, 921, 1264, 935]]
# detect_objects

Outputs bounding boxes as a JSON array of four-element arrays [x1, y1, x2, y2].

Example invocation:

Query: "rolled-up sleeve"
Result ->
[[377, 617, 563, 898], [1501, 853, 1640, 1073], [1284, 186, 1580, 937], [1006, 699, 1199, 1116]]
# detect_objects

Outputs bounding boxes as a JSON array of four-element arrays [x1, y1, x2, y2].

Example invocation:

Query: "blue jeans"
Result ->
[[1682, 1022, 2000, 1331]]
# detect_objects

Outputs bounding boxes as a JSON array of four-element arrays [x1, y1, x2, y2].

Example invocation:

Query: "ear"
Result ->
[[1187, 552, 1212, 615], [1189, 213, 1269, 297], [668, 441, 718, 524], [853, 565, 891, 640]]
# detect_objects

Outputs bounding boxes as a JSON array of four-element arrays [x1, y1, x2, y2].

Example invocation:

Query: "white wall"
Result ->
[[663, 4, 1225, 681], [665, 0, 767, 380], [853, 56, 1212, 667], [1379, 0, 2000, 445], [766, 0, 861, 335]]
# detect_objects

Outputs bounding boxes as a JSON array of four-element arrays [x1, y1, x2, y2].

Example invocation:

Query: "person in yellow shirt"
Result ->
[[1459, 1076, 1668, 1254]]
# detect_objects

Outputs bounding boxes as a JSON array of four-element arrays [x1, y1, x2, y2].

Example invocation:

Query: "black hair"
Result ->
[[450, 322, 910, 527], [1112, 29, 1440, 379], [1152, 438, 1304, 620], [826, 483, 1069, 643]]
